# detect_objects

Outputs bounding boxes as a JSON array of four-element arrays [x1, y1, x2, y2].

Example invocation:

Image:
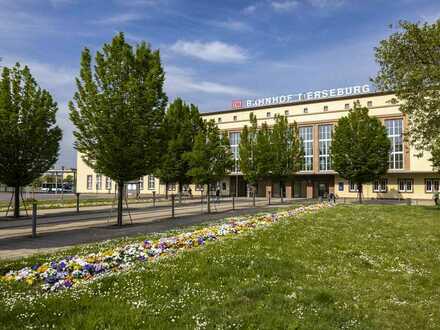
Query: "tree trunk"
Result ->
[[14, 185, 20, 218], [280, 180, 283, 203], [252, 184, 256, 207], [358, 183, 363, 204], [207, 183, 211, 214], [165, 182, 169, 199], [117, 181, 124, 226], [178, 181, 182, 205]]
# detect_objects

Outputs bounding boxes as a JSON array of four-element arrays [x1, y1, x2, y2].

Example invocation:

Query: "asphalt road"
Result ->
[[0, 198, 275, 259]]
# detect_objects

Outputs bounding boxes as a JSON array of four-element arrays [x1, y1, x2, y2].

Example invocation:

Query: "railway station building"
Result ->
[[76, 84, 439, 201]]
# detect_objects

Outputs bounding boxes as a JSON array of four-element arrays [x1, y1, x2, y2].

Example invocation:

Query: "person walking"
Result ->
[[215, 187, 220, 203], [188, 187, 193, 199]]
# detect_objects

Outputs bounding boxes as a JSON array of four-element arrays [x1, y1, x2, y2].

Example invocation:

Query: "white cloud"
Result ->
[[170, 40, 248, 63], [93, 13, 144, 25], [307, 0, 345, 8], [49, 0, 74, 7], [210, 20, 252, 32], [165, 66, 253, 96], [242, 4, 258, 15], [271, 1, 299, 11]]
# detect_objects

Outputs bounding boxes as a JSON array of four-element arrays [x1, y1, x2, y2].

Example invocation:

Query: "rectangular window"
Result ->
[[105, 177, 112, 190], [303, 108, 308, 113], [87, 175, 92, 190], [338, 182, 344, 192], [367, 101, 373, 107], [349, 181, 358, 192], [233, 115, 237, 121], [168, 183, 176, 191], [299, 126, 313, 171], [323, 105, 328, 112], [398, 178, 413, 193], [426, 179, 440, 193], [96, 174, 102, 190], [284, 110, 289, 116], [386, 119, 403, 170], [266, 112, 271, 118], [319, 124, 332, 171], [373, 178, 388, 192], [148, 176, 155, 190], [344, 103, 350, 110], [139, 176, 144, 190], [229, 132, 241, 173]]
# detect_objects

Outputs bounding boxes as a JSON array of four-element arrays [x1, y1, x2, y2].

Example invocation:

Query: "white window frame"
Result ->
[[373, 178, 388, 193], [148, 176, 155, 190], [229, 131, 241, 173], [139, 176, 144, 190], [105, 177, 112, 190], [319, 124, 332, 172], [299, 126, 313, 172], [398, 178, 413, 193], [87, 175, 93, 190], [426, 179, 439, 193], [386, 119, 404, 170], [349, 181, 358, 192], [96, 174, 102, 190]]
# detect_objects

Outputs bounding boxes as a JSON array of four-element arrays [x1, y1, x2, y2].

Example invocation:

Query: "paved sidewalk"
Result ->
[[0, 199, 275, 260]]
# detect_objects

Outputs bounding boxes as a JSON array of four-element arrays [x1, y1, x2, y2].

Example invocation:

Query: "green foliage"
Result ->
[[69, 33, 167, 224], [255, 122, 272, 180], [0, 63, 62, 216], [430, 139, 440, 174], [155, 98, 203, 189], [270, 115, 303, 182], [238, 113, 258, 186], [374, 20, 440, 155], [184, 120, 234, 187], [2, 205, 440, 329], [69, 32, 167, 184], [331, 103, 390, 200]]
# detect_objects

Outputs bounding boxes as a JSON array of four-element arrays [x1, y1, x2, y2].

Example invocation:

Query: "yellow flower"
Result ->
[[37, 265, 49, 273], [25, 278, 34, 285]]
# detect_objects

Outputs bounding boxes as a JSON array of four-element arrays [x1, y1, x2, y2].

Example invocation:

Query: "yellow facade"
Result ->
[[76, 91, 439, 200]]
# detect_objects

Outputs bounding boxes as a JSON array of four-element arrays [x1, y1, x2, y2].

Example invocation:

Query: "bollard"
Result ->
[[76, 192, 80, 213], [152, 191, 156, 207], [171, 194, 175, 218], [232, 195, 235, 210], [32, 202, 37, 238]]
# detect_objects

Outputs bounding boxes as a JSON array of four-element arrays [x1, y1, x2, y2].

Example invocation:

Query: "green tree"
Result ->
[[270, 115, 303, 202], [374, 20, 440, 160], [69, 33, 167, 226], [255, 121, 273, 186], [0, 63, 62, 217], [331, 103, 391, 203], [239, 113, 258, 206], [430, 138, 440, 174], [184, 120, 234, 213], [155, 98, 203, 200]]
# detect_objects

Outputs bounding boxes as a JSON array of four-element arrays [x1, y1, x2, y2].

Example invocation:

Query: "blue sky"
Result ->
[[1, 0, 440, 167]]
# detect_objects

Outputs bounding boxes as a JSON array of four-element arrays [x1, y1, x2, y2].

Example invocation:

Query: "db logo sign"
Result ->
[[231, 100, 242, 109]]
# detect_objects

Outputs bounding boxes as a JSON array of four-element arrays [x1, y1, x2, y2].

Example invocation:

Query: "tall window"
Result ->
[[229, 132, 240, 173], [398, 179, 413, 193], [386, 119, 403, 169], [148, 176, 155, 190], [105, 177, 112, 190], [87, 175, 92, 190], [319, 124, 332, 171], [299, 126, 313, 171], [96, 174, 102, 190], [425, 179, 440, 193], [373, 178, 388, 192], [139, 176, 144, 190]]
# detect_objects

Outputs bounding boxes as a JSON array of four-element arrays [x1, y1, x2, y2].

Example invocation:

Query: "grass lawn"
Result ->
[[1, 204, 439, 329]]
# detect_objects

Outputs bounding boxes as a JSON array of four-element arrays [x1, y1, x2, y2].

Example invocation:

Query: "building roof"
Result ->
[[201, 90, 394, 116]]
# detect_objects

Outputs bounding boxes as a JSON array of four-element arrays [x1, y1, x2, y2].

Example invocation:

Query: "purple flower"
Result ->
[[197, 237, 205, 245], [31, 264, 40, 271], [63, 279, 72, 288]]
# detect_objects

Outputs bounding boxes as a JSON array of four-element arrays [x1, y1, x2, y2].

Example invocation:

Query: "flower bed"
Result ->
[[1, 203, 332, 292]]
